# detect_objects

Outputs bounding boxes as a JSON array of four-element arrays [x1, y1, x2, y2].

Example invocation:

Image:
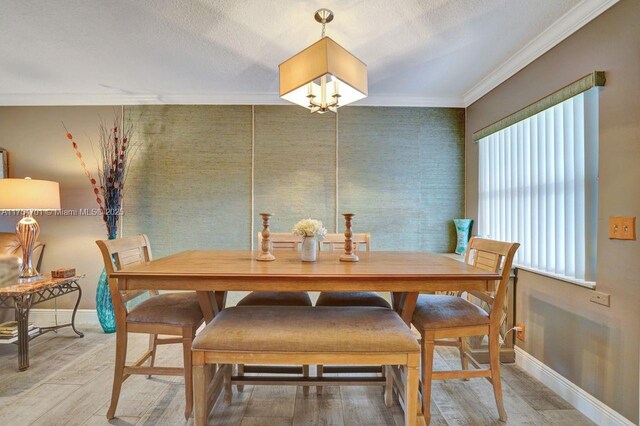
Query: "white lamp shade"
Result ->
[[281, 74, 367, 110], [0, 178, 61, 211]]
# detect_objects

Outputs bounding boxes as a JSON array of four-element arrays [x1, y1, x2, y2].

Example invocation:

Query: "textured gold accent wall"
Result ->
[[124, 106, 252, 256], [254, 106, 337, 240], [338, 107, 465, 252], [123, 105, 464, 256]]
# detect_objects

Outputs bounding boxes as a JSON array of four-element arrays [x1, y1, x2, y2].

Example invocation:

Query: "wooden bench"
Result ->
[[192, 306, 421, 426]]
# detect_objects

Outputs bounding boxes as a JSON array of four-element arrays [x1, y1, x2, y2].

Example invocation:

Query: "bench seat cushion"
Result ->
[[127, 292, 204, 327], [412, 294, 489, 330], [315, 291, 391, 309], [192, 306, 419, 353], [236, 291, 312, 307]]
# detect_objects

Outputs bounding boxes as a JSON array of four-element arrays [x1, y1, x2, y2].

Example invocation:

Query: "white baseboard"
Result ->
[[27, 308, 100, 326], [514, 346, 635, 426]]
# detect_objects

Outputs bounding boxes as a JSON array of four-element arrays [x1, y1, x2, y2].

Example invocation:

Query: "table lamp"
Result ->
[[0, 178, 60, 281]]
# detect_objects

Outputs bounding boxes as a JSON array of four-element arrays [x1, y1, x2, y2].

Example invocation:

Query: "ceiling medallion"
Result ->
[[279, 9, 368, 113]]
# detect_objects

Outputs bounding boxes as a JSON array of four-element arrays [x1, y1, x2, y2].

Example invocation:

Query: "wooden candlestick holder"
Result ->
[[256, 212, 276, 261], [340, 213, 359, 262]]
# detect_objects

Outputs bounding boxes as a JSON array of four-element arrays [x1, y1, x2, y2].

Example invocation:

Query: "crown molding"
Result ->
[[0, 92, 464, 108], [463, 0, 620, 107], [0, 92, 289, 106], [355, 94, 464, 108]]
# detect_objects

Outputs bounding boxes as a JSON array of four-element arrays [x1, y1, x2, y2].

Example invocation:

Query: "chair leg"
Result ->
[[193, 363, 207, 426], [384, 365, 393, 408], [459, 337, 470, 381], [489, 329, 507, 422], [182, 336, 193, 420], [420, 332, 435, 425], [236, 364, 245, 392], [405, 363, 419, 426], [316, 364, 323, 395], [223, 364, 233, 405], [107, 330, 127, 420], [303, 365, 310, 396], [147, 334, 158, 379]]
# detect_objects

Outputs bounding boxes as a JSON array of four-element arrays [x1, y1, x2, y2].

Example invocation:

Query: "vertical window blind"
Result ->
[[478, 90, 598, 283]]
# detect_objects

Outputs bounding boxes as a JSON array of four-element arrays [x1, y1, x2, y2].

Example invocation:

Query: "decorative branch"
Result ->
[[63, 111, 139, 238]]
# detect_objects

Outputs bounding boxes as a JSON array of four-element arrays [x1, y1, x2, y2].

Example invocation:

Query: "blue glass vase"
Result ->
[[96, 233, 117, 333], [454, 219, 474, 255], [96, 267, 116, 333]]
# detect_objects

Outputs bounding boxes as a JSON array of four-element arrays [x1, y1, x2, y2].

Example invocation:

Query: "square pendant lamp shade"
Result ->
[[279, 35, 367, 113]]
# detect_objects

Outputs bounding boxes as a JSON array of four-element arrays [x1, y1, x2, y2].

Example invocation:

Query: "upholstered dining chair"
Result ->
[[234, 232, 313, 395], [316, 233, 390, 308], [411, 237, 519, 423], [96, 234, 204, 420]]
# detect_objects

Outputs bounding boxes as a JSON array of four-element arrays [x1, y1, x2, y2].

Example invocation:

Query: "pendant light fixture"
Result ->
[[279, 9, 368, 113]]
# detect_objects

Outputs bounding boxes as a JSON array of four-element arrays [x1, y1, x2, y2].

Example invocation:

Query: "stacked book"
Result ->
[[0, 321, 39, 344]]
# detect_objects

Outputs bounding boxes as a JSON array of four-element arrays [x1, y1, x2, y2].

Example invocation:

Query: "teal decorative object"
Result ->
[[454, 219, 473, 255], [96, 231, 116, 333], [96, 266, 116, 333]]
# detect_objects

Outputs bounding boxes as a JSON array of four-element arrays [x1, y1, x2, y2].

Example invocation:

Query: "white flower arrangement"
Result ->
[[292, 218, 327, 241]]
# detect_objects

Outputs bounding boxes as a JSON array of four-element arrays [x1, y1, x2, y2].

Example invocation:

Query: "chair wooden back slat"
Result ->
[[257, 233, 303, 251], [101, 235, 150, 257], [464, 237, 519, 323], [116, 247, 148, 269], [473, 251, 501, 272], [465, 290, 495, 306], [96, 234, 158, 321], [321, 233, 370, 252]]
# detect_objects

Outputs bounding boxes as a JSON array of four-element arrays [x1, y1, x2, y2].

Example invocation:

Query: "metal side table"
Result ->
[[0, 275, 84, 370]]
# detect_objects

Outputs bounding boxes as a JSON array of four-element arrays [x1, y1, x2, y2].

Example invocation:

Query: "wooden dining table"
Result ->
[[110, 249, 501, 325], [110, 249, 500, 424]]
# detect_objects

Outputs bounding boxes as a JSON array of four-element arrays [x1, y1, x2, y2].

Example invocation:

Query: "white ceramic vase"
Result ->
[[301, 236, 318, 262]]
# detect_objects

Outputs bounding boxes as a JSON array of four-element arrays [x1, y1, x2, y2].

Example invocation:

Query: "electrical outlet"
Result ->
[[590, 291, 610, 307], [516, 323, 525, 341]]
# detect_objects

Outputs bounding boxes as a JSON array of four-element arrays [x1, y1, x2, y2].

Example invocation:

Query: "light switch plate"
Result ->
[[608, 216, 636, 240], [590, 291, 610, 307]]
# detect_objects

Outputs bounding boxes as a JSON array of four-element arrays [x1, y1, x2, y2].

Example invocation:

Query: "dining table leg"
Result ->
[[195, 291, 214, 323], [214, 291, 227, 313], [395, 292, 419, 325], [197, 291, 228, 323], [391, 292, 403, 312]]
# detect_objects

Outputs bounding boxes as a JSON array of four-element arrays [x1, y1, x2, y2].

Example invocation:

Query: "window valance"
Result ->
[[472, 71, 605, 142]]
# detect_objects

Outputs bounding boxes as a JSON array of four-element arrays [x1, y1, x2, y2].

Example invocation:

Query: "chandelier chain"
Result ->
[[321, 22, 326, 38]]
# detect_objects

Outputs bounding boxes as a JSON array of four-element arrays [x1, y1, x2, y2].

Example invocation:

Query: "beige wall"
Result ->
[[465, 0, 639, 422], [0, 106, 115, 311]]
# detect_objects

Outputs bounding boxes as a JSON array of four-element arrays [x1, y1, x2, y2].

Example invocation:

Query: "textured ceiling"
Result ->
[[0, 0, 586, 106]]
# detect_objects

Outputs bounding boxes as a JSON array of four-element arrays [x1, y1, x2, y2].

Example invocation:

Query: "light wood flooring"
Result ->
[[0, 327, 593, 425]]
